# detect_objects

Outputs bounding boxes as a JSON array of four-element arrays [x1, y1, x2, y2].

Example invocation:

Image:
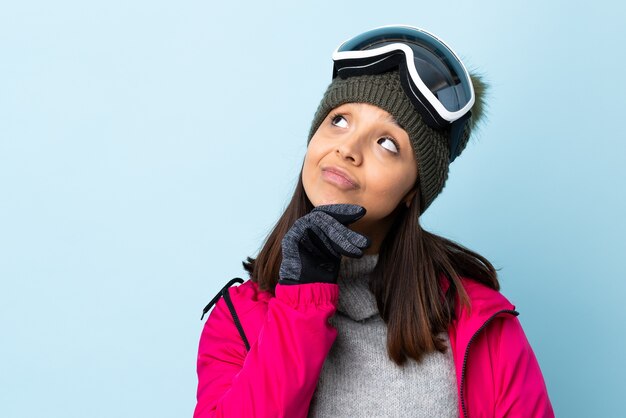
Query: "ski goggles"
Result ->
[[332, 25, 475, 144]]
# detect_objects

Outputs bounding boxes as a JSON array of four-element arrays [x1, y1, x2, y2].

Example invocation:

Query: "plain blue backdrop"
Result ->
[[1, 0, 625, 416]]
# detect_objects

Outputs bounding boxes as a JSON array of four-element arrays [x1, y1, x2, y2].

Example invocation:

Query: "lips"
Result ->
[[321, 166, 359, 189]]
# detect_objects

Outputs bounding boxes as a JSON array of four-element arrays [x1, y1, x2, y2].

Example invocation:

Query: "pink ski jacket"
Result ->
[[194, 276, 554, 417]]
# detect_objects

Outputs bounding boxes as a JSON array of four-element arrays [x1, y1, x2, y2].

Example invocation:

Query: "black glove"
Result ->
[[278, 204, 371, 285]]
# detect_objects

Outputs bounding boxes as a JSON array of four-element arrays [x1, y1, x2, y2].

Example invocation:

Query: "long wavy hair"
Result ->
[[242, 164, 500, 366]]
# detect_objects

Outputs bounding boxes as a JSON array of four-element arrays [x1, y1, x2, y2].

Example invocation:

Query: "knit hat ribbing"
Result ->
[[306, 70, 477, 215]]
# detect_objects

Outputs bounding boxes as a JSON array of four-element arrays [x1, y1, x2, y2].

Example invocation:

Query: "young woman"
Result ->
[[193, 25, 554, 418]]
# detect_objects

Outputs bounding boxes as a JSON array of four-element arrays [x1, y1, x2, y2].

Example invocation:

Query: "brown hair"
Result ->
[[242, 164, 500, 366]]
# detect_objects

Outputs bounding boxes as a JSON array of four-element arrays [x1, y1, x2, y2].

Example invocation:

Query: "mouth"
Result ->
[[321, 166, 359, 190]]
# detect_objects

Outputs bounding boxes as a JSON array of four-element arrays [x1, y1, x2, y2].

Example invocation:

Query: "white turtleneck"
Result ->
[[307, 254, 459, 418]]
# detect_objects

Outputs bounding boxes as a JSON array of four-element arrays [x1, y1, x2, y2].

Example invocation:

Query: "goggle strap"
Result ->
[[335, 51, 404, 79], [449, 111, 471, 163], [397, 65, 444, 128]]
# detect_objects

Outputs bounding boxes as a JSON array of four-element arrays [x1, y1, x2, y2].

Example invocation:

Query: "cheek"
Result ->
[[303, 139, 329, 174], [364, 171, 413, 214], [301, 146, 322, 193], [302, 147, 316, 177]]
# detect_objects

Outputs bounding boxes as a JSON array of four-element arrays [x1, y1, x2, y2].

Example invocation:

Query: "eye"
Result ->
[[378, 137, 399, 154], [330, 113, 348, 128]]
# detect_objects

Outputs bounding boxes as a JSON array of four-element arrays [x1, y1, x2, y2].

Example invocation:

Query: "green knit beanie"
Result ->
[[306, 69, 486, 215]]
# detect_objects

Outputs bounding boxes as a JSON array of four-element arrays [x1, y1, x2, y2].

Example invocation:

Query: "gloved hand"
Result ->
[[278, 204, 371, 285]]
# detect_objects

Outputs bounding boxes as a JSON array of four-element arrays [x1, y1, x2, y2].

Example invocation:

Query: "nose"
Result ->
[[336, 130, 365, 165]]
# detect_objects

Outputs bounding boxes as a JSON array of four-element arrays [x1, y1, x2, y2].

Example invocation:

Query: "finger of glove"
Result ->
[[282, 217, 308, 249], [284, 218, 340, 261], [280, 218, 337, 283], [280, 220, 307, 281], [311, 203, 366, 226], [308, 211, 370, 257], [281, 217, 314, 262], [309, 211, 370, 249], [303, 224, 341, 260]]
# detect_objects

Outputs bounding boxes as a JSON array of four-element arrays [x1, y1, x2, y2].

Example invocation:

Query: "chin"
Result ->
[[313, 199, 338, 207], [312, 195, 356, 207], [305, 182, 357, 207]]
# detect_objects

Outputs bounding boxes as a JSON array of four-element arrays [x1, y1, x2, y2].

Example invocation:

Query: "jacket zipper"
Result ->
[[459, 309, 519, 418]]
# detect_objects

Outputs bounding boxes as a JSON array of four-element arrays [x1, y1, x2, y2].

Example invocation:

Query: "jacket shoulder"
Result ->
[[224, 279, 273, 314], [459, 276, 516, 316], [199, 279, 272, 357], [439, 272, 515, 314], [202, 278, 272, 317]]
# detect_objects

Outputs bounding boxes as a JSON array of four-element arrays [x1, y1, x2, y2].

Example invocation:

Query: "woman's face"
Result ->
[[302, 102, 418, 253]]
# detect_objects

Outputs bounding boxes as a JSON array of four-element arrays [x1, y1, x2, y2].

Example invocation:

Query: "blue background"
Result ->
[[1, 0, 624, 416]]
